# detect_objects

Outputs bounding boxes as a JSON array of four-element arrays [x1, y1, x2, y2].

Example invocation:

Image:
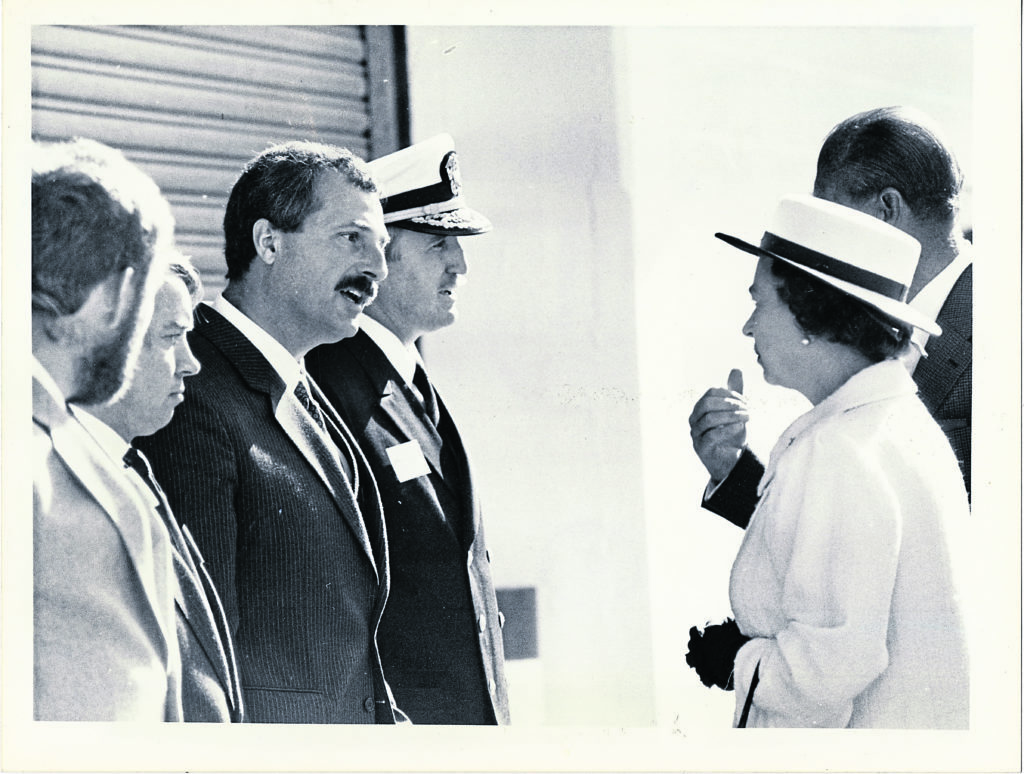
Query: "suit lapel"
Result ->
[[328, 331, 444, 480], [33, 378, 174, 657], [276, 389, 376, 569], [346, 333, 477, 544], [435, 394, 479, 547], [311, 378, 389, 572], [379, 387, 446, 475], [135, 458, 239, 711], [181, 523, 245, 720], [915, 264, 972, 412], [169, 525, 238, 704], [194, 304, 377, 572]]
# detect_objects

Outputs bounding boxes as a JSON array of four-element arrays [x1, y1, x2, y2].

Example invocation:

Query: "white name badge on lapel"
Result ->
[[386, 439, 431, 483]]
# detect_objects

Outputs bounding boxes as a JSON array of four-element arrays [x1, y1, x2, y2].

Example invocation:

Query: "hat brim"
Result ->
[[715, 232, 942, 337], [389, 207, 492, 236]]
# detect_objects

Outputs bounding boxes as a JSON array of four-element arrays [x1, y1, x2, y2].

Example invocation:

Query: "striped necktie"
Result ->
[[294, 379, 326, 431], [295, 378, 356, 489]]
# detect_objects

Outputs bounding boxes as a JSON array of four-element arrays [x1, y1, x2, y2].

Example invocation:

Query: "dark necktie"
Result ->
[[294, 379, 326, 431], [413, 364, 441, 426], [124, 445, 170, 518], [123, 445, 196, 574], [296, 378, 356, 488]]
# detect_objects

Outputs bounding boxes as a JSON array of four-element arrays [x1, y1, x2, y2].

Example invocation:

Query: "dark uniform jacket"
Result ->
[[307, 329, 510, 724]]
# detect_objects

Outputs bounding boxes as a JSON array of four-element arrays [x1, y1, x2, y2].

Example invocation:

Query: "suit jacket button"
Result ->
[[363, 697, 375, 713], [478, 614, 486, 633]]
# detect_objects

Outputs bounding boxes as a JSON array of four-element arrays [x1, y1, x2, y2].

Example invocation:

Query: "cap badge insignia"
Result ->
[[442, 151, 462, 197]]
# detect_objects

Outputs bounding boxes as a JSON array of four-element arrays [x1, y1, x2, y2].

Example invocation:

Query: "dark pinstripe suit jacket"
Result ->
[[308, 330, 510, 724], [138, 304, 399, 724], [704, 263, 973, 525]]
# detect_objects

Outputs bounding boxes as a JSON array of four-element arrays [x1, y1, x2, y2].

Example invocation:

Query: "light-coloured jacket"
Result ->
[[730, 360, 969, 728], [33, 366, 183, 720]]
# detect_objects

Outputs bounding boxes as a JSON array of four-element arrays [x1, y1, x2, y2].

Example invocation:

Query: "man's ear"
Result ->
[[876, 187, 906, 227], [107, 265, 139, 329], [60, 266, 140, 344], [253, 219, 279, 265]]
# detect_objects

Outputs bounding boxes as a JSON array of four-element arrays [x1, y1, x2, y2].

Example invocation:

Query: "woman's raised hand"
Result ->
[[688, 369, 749, 484]]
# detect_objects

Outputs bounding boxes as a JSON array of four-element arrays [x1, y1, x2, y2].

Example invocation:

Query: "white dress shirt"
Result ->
[[359, 315, 430, 401], [213, 295, 354, 481], [68, 405, 162, 510], [213, 294, 307, 396]]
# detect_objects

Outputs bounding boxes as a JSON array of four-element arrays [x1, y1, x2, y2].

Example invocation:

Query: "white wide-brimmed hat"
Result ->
[[715, 194, 941, 336], [367, 133, 492, 236]]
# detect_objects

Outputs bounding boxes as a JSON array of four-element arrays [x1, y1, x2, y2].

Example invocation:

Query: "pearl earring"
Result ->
[[801, 337, 811, 346]]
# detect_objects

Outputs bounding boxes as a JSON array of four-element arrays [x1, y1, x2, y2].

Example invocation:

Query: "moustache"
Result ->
[[335, 274, 378, 303]]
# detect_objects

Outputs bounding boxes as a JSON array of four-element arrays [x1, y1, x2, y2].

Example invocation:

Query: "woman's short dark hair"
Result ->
[[223, 141, 377, 280], [769, 257, 913, 363], [815, 106, 962, 225]]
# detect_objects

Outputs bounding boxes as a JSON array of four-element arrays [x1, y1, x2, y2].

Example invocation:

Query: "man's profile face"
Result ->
[[366, 228, 468, 345], [111, 276, 199, 439], [264, 171, 389, 353]]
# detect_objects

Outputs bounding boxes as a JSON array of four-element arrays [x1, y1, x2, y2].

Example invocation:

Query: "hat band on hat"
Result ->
[[380, 150, 462, 218], [382, 179, 460, 217], [761, 232, 909, 302]]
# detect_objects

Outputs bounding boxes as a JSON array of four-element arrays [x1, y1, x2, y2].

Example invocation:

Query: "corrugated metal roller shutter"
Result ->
[[32, 25, 404, 298]]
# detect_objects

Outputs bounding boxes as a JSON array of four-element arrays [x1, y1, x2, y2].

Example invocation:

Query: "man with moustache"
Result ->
[[138, 141, 405, 724], [32, 137, 182, 720], [306, 135, 510, 724], [689, 106, 973, 526], [85, 257, 244, 722]]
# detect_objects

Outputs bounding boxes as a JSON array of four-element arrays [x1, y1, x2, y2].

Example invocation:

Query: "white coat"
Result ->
[[730, 360, 969, 728]]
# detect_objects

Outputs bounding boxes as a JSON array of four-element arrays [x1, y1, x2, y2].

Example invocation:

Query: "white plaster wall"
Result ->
[[405, 26, 656, 727], [403, 24, 973, 729]]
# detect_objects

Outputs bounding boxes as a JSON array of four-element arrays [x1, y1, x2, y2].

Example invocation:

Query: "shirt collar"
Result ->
[[68, 405, 161, 510], [212, 294, 305, 392], [68, 404, 131, 464], [358, 314, 422, 385], [32, 355, 67, 410]]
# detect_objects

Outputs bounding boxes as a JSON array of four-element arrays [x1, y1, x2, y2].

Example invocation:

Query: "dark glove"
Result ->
[[685, 618, 751, 691]]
